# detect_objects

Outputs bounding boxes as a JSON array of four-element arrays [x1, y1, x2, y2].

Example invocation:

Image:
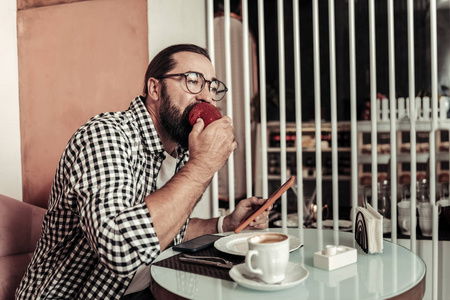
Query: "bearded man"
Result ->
[[16, 44, 270, 300]]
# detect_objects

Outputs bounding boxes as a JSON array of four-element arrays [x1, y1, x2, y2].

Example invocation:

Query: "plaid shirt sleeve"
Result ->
[[69, 119, 161, 276], [16, 98, 190, 299]]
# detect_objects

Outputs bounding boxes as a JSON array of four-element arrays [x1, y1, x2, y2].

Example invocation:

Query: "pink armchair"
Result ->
[[0, 194, 46, 300]]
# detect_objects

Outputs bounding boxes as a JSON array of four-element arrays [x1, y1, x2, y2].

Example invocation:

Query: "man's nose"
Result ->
[[195, 85, 214, 105]]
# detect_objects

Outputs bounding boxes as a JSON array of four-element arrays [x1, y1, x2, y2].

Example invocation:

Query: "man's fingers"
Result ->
[[190, 118, 205, 137]]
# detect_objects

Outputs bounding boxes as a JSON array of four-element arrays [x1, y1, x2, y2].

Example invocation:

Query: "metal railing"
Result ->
[[206, 1, 447, 299]]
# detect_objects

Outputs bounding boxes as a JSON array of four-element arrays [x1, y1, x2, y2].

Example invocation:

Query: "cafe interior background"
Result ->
[[1, 0, 450, 299]]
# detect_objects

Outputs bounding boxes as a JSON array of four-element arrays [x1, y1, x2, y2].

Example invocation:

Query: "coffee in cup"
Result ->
[[245, 233, 289, 284]]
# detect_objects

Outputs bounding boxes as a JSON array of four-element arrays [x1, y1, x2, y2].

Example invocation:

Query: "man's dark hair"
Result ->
[[142, 44, 211, 98]]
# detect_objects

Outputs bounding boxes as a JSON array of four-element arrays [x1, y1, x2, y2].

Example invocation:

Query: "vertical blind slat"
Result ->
[[257, 0, 269, 199], [407, 0, 417, 252], [387, 0, 398, 243], [369, 0, 378, 211], [348, 0, 358, 228], [241, 0, 253, 198], [328, 0, 339, 230], [206, 0, 219, 218], [224, 0, 235, 211], [277, 0, 288, 229], [429, 0, 439, 298], [312, 0, 323, 229], [293, 0, 304, 228]]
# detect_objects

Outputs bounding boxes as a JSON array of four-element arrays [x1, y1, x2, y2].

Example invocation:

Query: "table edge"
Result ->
[[387, 271, 426, 300]]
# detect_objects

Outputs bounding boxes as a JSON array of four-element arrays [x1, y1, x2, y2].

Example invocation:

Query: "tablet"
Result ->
[[234, 176, 295, 233]]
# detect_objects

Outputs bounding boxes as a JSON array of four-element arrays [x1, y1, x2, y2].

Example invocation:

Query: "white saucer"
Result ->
[[311, 220, 353, 231], [273, 213, 300, 227], [214, 232, 303, 256], [229, 262, 309, 291]]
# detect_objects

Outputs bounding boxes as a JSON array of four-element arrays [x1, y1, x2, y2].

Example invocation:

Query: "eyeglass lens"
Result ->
[[185, 72, 226, 101]]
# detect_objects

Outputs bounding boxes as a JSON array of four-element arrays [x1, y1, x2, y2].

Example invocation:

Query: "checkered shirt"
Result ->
[[16, 96, 190, 299]]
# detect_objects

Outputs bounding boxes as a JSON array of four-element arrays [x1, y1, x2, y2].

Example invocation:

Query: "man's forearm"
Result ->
[[183, 218, 219, 241], [184, 215, 236, 241], [144, 161, 214, 250]]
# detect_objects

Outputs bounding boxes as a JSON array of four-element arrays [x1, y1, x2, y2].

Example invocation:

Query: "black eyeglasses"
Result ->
[[157, 71, 228, 101]]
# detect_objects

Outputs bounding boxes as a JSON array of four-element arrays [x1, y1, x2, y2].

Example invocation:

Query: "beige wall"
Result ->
[[17, 0, 149, 207]]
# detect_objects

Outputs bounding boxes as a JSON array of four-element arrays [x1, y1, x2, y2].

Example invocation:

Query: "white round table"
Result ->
[[150, 228, 426, 300]]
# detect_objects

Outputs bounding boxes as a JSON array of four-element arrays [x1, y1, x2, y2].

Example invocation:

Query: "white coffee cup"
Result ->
[[418, 202, 433, 217], [419, 217, 433, 236], [437, 199, 449, 212], [437, 198, 449, 206], [245, 233, 289, 284], [398, 201, 412, 217], [398, 215, 411, 235]]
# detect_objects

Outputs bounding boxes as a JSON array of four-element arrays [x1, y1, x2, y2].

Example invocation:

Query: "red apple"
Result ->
[[189, 102, 222, 128]]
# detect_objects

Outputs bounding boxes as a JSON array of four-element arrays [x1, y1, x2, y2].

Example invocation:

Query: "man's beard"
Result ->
[[159, 83, 197, 150]]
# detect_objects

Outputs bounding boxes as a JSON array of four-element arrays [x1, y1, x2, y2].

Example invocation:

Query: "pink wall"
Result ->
[[17, 0, 149, 207]]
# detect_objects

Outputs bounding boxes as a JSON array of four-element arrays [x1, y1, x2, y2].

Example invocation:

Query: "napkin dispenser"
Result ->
[[355, 203, 383, 254]]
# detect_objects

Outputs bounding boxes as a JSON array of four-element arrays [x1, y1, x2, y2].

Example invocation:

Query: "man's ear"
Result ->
[[147, 78, 160, 101]]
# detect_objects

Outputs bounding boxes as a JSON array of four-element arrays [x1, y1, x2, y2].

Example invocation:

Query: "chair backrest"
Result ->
[[0, 194, 46, 300]]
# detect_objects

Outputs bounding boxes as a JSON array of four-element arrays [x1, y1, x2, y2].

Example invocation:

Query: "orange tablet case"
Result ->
[[234, 176, 295, 234]]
